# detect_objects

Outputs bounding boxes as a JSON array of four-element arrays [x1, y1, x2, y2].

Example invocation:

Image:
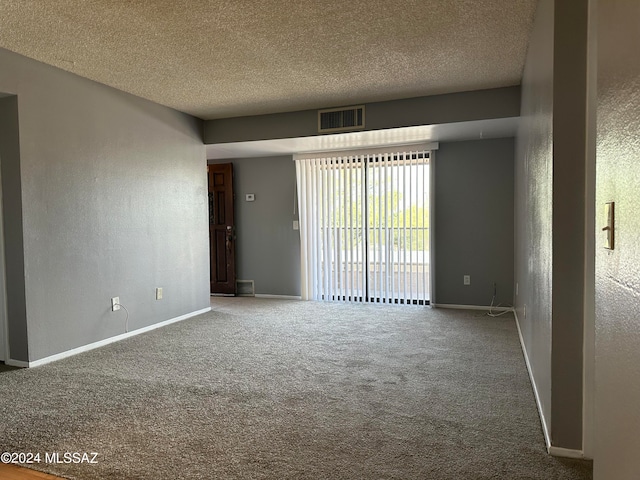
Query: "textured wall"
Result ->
[[515, 0, 588, 452], [595, 0, 640, 477], [208, 156, 301, 296], [435, 139, 514, 306], [0, 48, 210, 362], [204, 87, 521, 144], [514, 0, 554, 442]]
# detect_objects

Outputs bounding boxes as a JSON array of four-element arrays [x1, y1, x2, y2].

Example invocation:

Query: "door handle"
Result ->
[[226, 225, 233, 251]]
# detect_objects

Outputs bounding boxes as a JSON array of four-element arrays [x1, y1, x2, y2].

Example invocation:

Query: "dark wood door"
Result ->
[[208, 163, 236, 295]]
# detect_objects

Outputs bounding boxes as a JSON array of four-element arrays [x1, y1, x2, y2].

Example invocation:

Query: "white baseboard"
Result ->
[[514, 310, 552, 451], [4, 358, 29, 368], [514, 311, 587, 460], [432, 303, 514, 312], [548, 446, 584, 459], [254, 294, 302, 300], [11, 307, 212, 368]]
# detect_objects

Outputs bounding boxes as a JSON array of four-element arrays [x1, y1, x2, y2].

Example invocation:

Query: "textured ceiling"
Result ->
[[0, 0, 537, 120]]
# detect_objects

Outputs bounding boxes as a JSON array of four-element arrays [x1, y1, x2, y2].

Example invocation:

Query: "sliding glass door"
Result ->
[[296, 145, 432, 305], [366, 156, 429, 304]]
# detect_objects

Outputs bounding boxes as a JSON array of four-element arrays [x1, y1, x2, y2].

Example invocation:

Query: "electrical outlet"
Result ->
[[293, 220, 299, 230], [523, 304, 527, 319], [156, 287, 163, 300], [463, 275, 471, 285], [516, 282, 519, 296], [111, 297, 120, 311]]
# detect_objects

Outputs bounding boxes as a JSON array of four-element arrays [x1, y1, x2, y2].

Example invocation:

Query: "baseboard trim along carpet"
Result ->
[[514, 311, 553, 453], [513, 313, 584, 460], [6, 307, 212, 369], [255, 294, 302, 300], [548, 446, 585, 459], [432, 303, 513, 312], [4, 358, 29, 368]]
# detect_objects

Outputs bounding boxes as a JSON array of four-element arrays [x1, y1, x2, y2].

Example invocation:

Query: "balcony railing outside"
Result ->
[[319, 226, 430, 303]]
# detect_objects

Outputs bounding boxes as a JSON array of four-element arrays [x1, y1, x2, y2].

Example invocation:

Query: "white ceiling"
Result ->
[[0, 1, 537, 121]]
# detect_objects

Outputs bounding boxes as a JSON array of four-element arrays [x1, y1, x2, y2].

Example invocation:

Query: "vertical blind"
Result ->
[[295, 144, 435, 304]]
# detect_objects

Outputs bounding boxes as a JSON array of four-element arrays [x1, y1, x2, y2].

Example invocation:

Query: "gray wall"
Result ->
[[515, 0, 553, 446], [514, 0, 588, 451], [435, 139, 514, 306], [204, 87, 520, 144], [0, 95, 28, 361], [551, 0, 588, 451], [213, 139, 514, 303], [595, 0, 640, 477], [208, 156, 300, 296], [0, 48, 210, 362]]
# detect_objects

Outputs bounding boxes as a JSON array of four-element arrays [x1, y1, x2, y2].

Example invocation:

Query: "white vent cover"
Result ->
[[318, 105, 365, 133], [236, 280, 255, 296]]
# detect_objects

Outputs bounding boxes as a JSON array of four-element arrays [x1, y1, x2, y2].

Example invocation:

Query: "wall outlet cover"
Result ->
[[111, 297, 120, 311]]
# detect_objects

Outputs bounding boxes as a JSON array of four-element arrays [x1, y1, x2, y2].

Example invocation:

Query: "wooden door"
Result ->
[[208, 163, 236, 295]]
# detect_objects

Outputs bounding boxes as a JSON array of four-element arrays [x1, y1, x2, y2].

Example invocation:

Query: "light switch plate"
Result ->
[[246, 193, 255, 202], [604, 202, 614, 249]]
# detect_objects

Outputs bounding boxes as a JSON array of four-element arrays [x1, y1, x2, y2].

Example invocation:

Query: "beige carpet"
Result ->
[[0, 298, 591, 479]]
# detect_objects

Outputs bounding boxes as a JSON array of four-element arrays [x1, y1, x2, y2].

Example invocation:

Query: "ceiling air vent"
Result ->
[[318, 105, 365, 133]]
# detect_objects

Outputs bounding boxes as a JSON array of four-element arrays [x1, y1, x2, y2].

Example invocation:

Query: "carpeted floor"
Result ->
[[0, 298, 592, 479]]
